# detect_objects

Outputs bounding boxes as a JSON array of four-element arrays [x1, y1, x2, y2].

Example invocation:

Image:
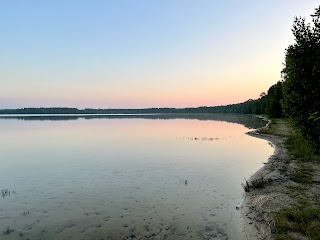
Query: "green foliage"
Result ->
[[286, 131, 315, 161], [290, 164, 314, 184], [281, 6, 320, 152], [266, 81, 283, 118], [274, 205, 320, 239]]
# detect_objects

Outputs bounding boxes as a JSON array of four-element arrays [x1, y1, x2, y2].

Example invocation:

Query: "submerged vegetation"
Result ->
[[1, 188, 12, 198], [3, 227, 14, 235]]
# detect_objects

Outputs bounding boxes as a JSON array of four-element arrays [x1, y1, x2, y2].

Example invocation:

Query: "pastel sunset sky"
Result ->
[[1, 1, 319, 109]]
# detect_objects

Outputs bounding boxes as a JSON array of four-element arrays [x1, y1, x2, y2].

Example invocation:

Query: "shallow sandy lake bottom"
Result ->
[[0, 115, 273, 239]]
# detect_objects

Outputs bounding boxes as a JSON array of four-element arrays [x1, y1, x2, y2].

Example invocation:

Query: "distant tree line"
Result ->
[[0, 82, 285, 116], [0, 90, 283, 116], [182, 81, 283, 117]]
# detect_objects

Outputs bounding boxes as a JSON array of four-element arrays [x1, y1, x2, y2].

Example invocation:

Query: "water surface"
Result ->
[[0, 114, 273, 239]]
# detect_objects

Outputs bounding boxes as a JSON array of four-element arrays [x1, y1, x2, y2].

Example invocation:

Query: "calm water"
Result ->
[[0, 114, 273, 240]]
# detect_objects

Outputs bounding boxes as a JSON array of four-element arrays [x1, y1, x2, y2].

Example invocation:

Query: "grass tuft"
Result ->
[[286, 132, 314, 162], [242, 177, 266, 192]]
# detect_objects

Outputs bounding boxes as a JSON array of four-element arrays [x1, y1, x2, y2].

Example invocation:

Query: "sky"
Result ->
[[0, 1, 319, 109]]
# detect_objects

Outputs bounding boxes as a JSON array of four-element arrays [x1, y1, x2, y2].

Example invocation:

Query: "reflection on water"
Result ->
[[0, 113, 266, 129], [0, 114, 272, 240]]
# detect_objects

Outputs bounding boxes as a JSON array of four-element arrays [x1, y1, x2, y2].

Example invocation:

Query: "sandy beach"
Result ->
[[240, 118, 320, 240], [240, 118, 294, 239]]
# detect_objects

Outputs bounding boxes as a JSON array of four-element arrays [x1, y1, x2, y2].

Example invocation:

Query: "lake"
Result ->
[[0, 114, 273, 240]]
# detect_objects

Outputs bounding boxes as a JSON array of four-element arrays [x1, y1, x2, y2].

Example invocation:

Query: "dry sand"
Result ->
[[240, 118, 296, 240]]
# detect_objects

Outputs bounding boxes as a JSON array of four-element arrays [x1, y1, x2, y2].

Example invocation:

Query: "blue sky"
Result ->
[[1, 1, 319, 108]]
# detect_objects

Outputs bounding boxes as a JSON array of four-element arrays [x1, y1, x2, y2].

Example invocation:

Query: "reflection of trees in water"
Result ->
[[0, 113, 266, 129]]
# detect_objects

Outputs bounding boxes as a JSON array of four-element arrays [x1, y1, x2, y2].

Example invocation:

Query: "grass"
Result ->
[[264, 119, 320, 239], [290, 163, 314, 184], [260, 119, 278, 135], [286, 184, 306, 192], [274, 204, 320, 240], [285, 131, 314, 162]]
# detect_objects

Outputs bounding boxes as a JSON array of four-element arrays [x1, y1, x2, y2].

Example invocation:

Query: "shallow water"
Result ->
[[0, 114, 273, 240]]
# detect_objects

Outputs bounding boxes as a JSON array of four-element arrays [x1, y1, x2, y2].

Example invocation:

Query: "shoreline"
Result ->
[[239, 118, 293, 239]]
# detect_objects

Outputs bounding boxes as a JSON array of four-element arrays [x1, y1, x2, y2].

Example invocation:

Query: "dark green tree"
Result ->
[[266, 81, 283, 118], [281, 6, 320, 151]]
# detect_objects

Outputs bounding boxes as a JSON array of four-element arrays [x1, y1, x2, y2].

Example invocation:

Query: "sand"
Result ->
[[240, 118, 296, 239]]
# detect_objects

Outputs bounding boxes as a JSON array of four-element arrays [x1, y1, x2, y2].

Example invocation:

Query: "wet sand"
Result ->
[[240, 118, 294, 239]]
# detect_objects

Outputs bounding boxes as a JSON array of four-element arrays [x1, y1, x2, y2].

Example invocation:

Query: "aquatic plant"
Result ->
[[3, 227, 14, 235], [22, 211, 30, 216], [1, 189, 10, 198]]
